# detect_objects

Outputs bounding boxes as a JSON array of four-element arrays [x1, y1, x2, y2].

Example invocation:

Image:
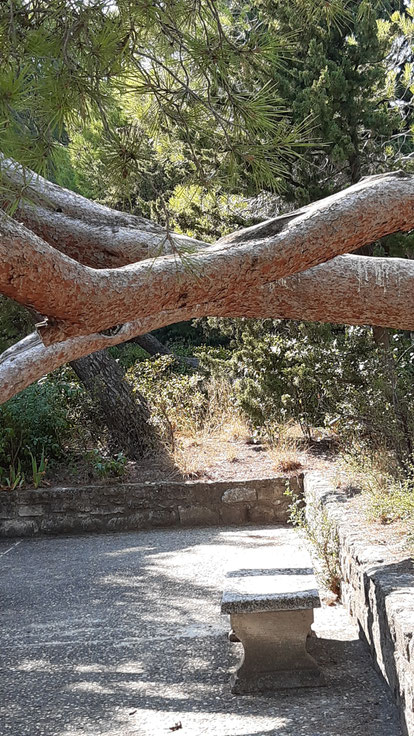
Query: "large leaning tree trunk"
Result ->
[[1, 160, 414, 404], [70, 350, 156, 460]]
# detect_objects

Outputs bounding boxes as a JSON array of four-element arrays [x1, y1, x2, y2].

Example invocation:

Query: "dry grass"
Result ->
[[267, 423, 304, 474], [202, 378, 249, 440], [337, 445, 414, 555], [276, 455, 303, 473], [170, 377, 251, 478], [171, 418, 250, 479], [171, 439, 206, 479]]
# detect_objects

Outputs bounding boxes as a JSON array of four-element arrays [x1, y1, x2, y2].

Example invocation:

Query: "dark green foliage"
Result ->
[[251, 0, 412, 203], [0, 297, 33, 353], [108, 343, 149, 370], [86, 449, 128, 478], [0, 375, 84, 476], [127, 355, 207, 442], [48, 0, 414, 242], [0, 0, 309, 208], [198, 318, 414, 466]]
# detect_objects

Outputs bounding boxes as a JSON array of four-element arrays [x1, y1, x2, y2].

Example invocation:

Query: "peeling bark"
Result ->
[[1, 166, 414, 404], [2, 253, 414, 405], [1, 157, 205, 266], [1, 171, 413, 345]]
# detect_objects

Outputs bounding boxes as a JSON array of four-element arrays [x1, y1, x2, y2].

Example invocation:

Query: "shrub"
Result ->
[[127, 354, 245, 450], [86, 449, 128, 479], [198, 318, 414, 468], [127, 355, 208, 446], [108, 343, 148, 370], [0, 373, 84, 478]]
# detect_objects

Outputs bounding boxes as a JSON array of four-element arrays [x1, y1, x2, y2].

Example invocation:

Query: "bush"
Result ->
[[197, 319, 339, 439], [108, 343, 148, 370], [198, 318, 414, 468], [127, 354, 244, 449], [128, 355, 207, 445], [0, 374, 84, 478], [86, 449, 128, 478]]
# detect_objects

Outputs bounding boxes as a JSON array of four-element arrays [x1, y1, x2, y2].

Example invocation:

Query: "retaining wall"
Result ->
[[0, 475, 302, 538], [304, 471, 414, 736]]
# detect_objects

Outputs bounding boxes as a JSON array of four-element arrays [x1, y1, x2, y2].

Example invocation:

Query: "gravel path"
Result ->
[[0, 526, 402, 736]]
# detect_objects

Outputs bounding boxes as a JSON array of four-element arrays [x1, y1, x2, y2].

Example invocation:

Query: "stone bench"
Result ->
[[221, 543, 325, 694]]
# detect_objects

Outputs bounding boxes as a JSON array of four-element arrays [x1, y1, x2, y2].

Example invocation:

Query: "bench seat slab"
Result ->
[[230, 609, 325, 694]]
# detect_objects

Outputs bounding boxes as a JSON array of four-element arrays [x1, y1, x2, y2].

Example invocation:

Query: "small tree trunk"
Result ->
[[70, 349, 157, 459], [132, 333, 172, 357], [131, 332, 199, 368]]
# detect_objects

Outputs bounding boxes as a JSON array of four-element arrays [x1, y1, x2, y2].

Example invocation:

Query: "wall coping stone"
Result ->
[[0, 474, 302, 539], [304, 471, 414, 736]]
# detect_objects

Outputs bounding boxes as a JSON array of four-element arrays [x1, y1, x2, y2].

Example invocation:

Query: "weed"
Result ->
[[86, 450, 128, 479], [285, 486, 341, 597], [29, 449, 48, 489], [341, 450, 414, 551], [0, 461, 25, 491], [268, 423, 304, 474]]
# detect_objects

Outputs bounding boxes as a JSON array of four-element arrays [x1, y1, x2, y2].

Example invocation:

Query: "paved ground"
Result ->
[[0, 526, 403, 736]]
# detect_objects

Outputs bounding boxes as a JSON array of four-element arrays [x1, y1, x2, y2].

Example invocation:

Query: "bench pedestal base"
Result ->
[[230, 609, 325, 694]]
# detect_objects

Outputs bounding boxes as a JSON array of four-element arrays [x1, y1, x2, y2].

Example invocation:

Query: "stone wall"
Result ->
[[0, 475, 302, 538], [304, 471, 414, 736]]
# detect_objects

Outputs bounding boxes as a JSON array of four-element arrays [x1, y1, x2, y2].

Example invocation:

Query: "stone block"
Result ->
[[40, 515, 80, 535], [178, 505, 219, 526], [49, 491, 90, 513], [257, 486, 284, 503], [89, 506, 125, 516], [126, 486, 175, 509], [188, 482, 224, 505], [220, 505, 248, 525], [100, 487, 127, 503], [125, 511, 151, 529], [0, 498, 17, 518], [0, 519, 39, 537], [289, 473, 304, 495], [148, 509, 178, 527], [18, 505, 44, 517], [222, 486, 257, 504], [248, 505, 278, 524], [13, 490, 42, 505], [106, 516, 128, 532], [77, 516, 104, 533]]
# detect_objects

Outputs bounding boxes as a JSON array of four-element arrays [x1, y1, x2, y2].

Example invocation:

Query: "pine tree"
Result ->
[[251, 0, 409, 205]]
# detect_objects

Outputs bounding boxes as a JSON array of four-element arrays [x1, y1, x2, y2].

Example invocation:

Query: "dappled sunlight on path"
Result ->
[[0, 527, 403, 736]]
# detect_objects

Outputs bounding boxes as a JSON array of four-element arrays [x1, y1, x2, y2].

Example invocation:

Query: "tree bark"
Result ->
[[3, 253, 414, 404], [133, 333, 173, 357], [0, 172, 413, 345], [132, 333, 199, 368], [0, 157, 205, 267], [69, 350, 157, 459], [2, 167, 414, 403]]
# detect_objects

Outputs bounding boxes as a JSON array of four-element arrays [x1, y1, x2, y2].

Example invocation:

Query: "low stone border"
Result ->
[[0, 474, 302, 538], [304, 471, 414, 736]]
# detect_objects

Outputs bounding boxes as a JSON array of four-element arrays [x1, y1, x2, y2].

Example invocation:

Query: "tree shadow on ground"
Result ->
[[0, 528, 403, 736]]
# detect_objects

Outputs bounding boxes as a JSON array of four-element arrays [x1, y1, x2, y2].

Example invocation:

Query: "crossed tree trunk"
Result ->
[[1, 160, 414, 405]]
